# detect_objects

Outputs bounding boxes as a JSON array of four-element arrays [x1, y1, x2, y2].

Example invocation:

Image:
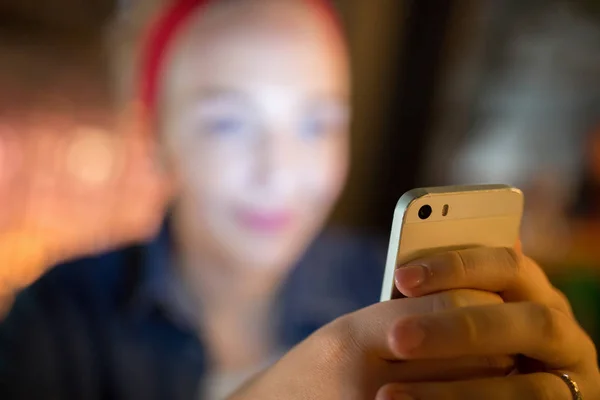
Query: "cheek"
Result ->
[[165, 134, 251, 208], [299, 140, 349, 206], [186, 150, 249, 204]]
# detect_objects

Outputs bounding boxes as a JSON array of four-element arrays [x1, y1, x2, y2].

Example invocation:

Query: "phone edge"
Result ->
[[379, 188, 427, 302], [379, 184, 523, 302]]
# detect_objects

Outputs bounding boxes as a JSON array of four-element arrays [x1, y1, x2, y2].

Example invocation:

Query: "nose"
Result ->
[[252, 130, 297, 198]]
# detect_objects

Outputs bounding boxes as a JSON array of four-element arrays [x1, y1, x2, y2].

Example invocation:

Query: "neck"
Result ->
[[176, 244, 283, 315], [179, 248, 284, 371], [170, 217, 286, 370]]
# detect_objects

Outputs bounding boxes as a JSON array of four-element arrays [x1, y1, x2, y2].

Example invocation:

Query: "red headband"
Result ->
[[139, 0, 342, 117]]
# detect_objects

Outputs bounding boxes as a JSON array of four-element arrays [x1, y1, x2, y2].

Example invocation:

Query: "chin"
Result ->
[[228, 252, 292, 273], [225, 237, 307, 272]]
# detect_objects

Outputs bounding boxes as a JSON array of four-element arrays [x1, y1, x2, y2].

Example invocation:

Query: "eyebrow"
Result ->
[[187, 86, 350, 106], [187, 87, 250, 102]]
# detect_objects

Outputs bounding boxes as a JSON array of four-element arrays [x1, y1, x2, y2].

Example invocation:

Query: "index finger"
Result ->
[[393, 247, 569, 314], [331, 289, 502, 361]]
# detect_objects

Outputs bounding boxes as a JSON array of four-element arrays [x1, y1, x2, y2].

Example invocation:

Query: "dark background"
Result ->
[[0, 0, 457, 235], [3, 0, 596, 234]]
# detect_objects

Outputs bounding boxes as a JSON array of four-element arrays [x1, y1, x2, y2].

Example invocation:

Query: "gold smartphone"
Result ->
[[380, 184, 524, 302]]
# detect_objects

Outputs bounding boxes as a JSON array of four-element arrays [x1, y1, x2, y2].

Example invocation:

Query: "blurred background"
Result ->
[[1, 0, 599, 347]]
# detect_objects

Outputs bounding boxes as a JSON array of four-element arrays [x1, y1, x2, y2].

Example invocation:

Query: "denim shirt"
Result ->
[[0, 227, 385, 400]]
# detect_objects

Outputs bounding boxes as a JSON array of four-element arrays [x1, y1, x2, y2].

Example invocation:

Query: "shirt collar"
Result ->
[[126, 223, 198, 332], [125, 225, 380, 344]]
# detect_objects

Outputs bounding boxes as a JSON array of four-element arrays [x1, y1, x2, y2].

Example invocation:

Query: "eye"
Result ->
[[200, 112, 257, 138], [300, 116, 328, 139], [205, 115, 247, 136], [190, 96, 256, 139], [300, 104, 349, 139]]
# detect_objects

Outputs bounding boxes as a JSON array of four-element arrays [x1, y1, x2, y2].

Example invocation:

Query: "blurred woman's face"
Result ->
[[160, 1, 350, 271]]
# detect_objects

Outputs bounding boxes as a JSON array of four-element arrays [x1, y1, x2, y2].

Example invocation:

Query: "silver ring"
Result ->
[[550, 372, 583, 400]]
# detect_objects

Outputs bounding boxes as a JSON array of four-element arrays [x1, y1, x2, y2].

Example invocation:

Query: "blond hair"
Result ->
[[105, 0, 344, 111]]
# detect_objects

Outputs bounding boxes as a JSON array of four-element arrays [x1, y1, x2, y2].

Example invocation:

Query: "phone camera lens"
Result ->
[[418, 205, 432, 220]]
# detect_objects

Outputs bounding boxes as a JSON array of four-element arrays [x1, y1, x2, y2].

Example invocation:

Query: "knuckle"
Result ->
[[553, 288, 575, 316], [317, 314, 364, 363], [581, 334, 598, 365], [528, 303, 595, 367], [434, 290, 503, 313], [528, 303, 567, 346], [448, 250, 471, 280], [313, 319, 351, 364], [433, 291, 468, 311], [455, 311, 480, 347], [500, 247, 524, 276], [452, 247, 526, 283]]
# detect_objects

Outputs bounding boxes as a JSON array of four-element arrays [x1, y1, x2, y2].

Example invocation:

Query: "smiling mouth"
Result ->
[[235, 208, 294, 233]]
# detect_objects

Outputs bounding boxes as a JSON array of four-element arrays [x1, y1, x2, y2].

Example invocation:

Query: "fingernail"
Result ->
[[393, 394, 415, 400], [395, 265, 427, 290], [376, 389, 415, 400], [390, 319, 425, 357]]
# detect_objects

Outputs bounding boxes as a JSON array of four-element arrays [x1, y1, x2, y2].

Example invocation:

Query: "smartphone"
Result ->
[[380, 184, 524, 302]]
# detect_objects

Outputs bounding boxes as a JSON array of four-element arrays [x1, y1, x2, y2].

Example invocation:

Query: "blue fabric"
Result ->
[[0, 227, 385, 399]]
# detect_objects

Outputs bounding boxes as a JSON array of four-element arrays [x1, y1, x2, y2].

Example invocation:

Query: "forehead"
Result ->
[[163, 0, 349, 104]]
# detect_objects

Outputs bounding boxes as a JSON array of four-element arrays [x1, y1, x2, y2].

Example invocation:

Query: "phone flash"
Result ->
[[442, 204, 449, 216]]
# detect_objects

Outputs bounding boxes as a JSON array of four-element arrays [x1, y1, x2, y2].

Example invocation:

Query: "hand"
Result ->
[[229, 289, 514, 400], [0, 108, 171, 299], [377, 246, 600, 399]]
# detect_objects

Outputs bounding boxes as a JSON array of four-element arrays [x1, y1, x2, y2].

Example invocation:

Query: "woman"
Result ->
[[0, 0, 598, 399]]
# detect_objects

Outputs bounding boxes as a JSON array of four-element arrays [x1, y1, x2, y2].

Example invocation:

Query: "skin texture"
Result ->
[[230, 247, 600, 400]]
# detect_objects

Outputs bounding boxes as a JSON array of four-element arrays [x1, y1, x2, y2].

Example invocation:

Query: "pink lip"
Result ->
[[235, 209, 294, 233]]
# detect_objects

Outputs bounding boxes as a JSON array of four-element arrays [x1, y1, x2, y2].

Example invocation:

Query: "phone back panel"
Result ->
[[380, 185, 524, 301]]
